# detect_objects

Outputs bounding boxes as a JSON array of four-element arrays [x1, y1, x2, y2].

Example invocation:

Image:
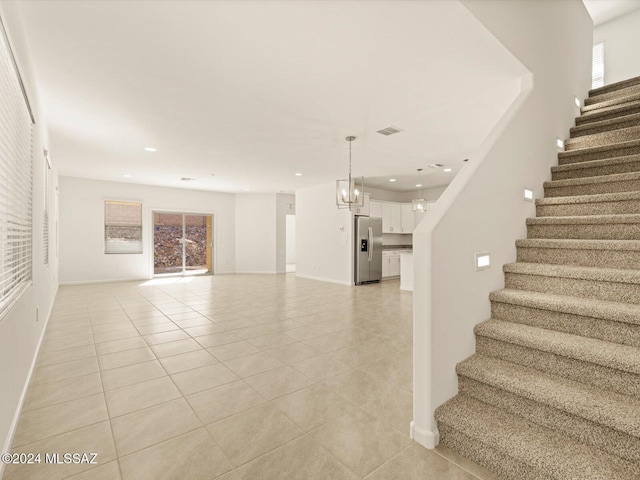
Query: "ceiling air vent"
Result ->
[[181, 177, 196, 181], [427, 163, 444, 169], [376, 126, 402, 136]]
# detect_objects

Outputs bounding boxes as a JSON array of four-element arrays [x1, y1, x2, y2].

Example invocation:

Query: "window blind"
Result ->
[[592, 42, 604, 89], [43, 150, 50, 265], [105, 201, 143, 254], [0, 18, 34, 319]]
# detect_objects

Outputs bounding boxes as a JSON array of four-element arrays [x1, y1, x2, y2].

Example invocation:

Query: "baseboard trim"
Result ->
[[234, 271, 278, 275], [59, 277, 148, 286], [410, 421, 439, 449], [295, 274, 352, 286]]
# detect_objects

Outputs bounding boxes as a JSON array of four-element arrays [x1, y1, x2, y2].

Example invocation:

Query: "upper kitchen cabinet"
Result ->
[[372, 200, 414, 233], [401, 203, 414, 233], [370, 199, 382, 219], [352, 193, 370, 216]]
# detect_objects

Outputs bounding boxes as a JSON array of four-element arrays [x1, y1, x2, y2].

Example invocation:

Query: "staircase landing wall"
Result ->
[[412, 0, 593, 447]]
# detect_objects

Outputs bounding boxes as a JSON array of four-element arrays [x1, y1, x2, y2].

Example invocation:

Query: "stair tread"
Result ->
[[435, 395, 640, 480], [587, 84, 640, 106], [566, 124, 640, 146], [578, 100, 640, 124], [544, 170, 640, 187], [590, 75, 640, 98], [581, 92, 640, 114], [475, 318, 640, 374], [559, 138, 640, 158], [551, 154, 640, 173], [489, 288, 640, 326], [458, 353, 640, 436], [571, 112, 640, 136], [516, 238, 640, 251], [536, 190, 640, 205], [526, 213, 640, 224]]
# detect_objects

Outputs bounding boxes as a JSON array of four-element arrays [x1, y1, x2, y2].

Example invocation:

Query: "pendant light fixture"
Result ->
[[336, 136, 364, 210], [412, 168, 427, 212]]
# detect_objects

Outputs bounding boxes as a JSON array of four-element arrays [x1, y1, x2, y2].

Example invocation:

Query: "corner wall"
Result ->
[[594, 9, 640, 85], [412, 0, 592, 448], [296, 182, 352, 285], [59, 177, 236, 283], [235, 193, 277, 274], [0, 1, 59, 464]]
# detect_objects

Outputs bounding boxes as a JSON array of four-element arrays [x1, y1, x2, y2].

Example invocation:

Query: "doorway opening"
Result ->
[[153, 212, 213, 276], [286, 214, 296, 273]]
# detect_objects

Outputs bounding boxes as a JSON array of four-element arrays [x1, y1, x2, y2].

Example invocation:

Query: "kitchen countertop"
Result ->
[[383, 245, 412, 250]]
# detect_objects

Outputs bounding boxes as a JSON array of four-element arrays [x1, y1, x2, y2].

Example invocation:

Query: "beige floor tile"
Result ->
[[136, 322, 179, 336], [105, 377, 181, 417], [36, 344, 96, 367], [66, 461, 122, 480], [272, 384, 354, 431], [149, 338, 202, 358], [31, 357, 99, 385], [187, 380, 265, 424], [365, 444, 479, 480], [119, 428, 232, 480], [143, 329, 190, 345], [3, 421, 116, 480], [92, 328, 140, 344], [360, 356, 412, 388], [173, 316, 215, 328], [95, 336, 147, 355], [111, 398, 202, 456], [215, 471, 242, 480], [91, 321, 135, 334], [247, 333, 296, 349], [312, 409, 412, 476], [223, 352, 284, 378], [101, 360, 166, 391], [208, 340, 260, 361], [243, 366, 313, 400], [207, 403, 302, 467], [291, 352, 352, 381], [193, 331, 242, 348], [13, 393, 108, 447], [39, 335, 93, 353], [23, 373, 103, 412], [236, 434, 359, 480], [362, 389, 413, 437], [282, 326, 326, 341], [183, 323, 227, 337], [265, 342, 320, 364], [171, 363, 238, 395], [97, 347, 156, 371], [159, 349, 218, 374], [231, 324, 277, 339], [322, 370, 394, 406]]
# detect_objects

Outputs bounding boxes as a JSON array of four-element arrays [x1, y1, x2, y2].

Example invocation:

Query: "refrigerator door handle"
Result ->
[[368, 227, 373, 262]]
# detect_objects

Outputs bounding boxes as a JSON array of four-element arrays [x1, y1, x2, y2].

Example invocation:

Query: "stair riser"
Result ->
[[544, 178, 640, 197], [576, 103, 640, 126], [536, 200, 640, 217], [475, 336, 640, 397], [586, 84, 640, 106], [570, 116, 640, 138], [558, 143, 640, 165], [551, 160, 640, 180], [527, 222, 640, 240], [458, 377, 640, 464], [582, 94, 640, 115], [590, 77, 640, 99], [565, 128, 640, 151], [516, 246, 640, 269], [504, 271, 640, 304], [491, 301, 640, 348], [437, 425, 539, 480]]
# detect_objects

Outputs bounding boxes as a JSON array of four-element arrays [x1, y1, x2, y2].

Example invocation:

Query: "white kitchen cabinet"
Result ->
[[352, 193, 370, 216], [390, 204, 402, 232], [401, 203, 414, 233], [369, 200, 382, 219], [382, 250, 400, 278], [381, 203, 392, 233]]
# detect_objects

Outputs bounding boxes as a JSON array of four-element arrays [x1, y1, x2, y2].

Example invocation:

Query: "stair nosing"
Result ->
[[565, 124, 640, 147], [551, 154, 640, 172], [581, 92, 640, 114], [558, 139, 640, 159], [526, 213, 640, 224], [590, 76, 640, 97], [544, 170, 640, 188], [535, 190, 640, 205], [515, 238, 640, 251], [570, 112, 640, 136], [503, 261, 640, 285]]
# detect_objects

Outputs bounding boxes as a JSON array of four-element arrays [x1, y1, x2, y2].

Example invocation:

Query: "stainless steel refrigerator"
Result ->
[[354, 216, 383, 285]]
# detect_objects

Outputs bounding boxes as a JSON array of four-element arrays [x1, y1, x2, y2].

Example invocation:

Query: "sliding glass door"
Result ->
[[153, 212, 212, 275]]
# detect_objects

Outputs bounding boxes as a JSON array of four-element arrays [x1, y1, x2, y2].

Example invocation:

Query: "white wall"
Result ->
[[594, 9, 640, 85], [412, 0, 592, 448], [235, 193, 277, 274], [286, 215, 296, 264], [296, 182, 352, 285], [59, 177, 236, 283], [275, 194, 295, 273], [0, 1, 59, 466]]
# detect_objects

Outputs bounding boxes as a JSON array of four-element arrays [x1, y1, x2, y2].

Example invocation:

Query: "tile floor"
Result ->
[[3, 274, 499, 480]]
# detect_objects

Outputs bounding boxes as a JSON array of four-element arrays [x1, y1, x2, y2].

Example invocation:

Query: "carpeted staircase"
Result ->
[[434, 76, 640, 480]]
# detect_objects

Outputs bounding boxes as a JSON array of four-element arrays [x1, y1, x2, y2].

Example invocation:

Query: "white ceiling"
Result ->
[[16, 0, 525, 194], [583, 0, 640, 26]]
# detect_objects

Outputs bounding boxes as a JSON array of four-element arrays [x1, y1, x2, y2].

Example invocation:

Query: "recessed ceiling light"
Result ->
[[389, 178, 396, 182], [144, 147, 157, 152], [443, 168, 453, 172], [123, 174, 131, 178], [294, 173, 302, 176], [416, 183, 422, 187]]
